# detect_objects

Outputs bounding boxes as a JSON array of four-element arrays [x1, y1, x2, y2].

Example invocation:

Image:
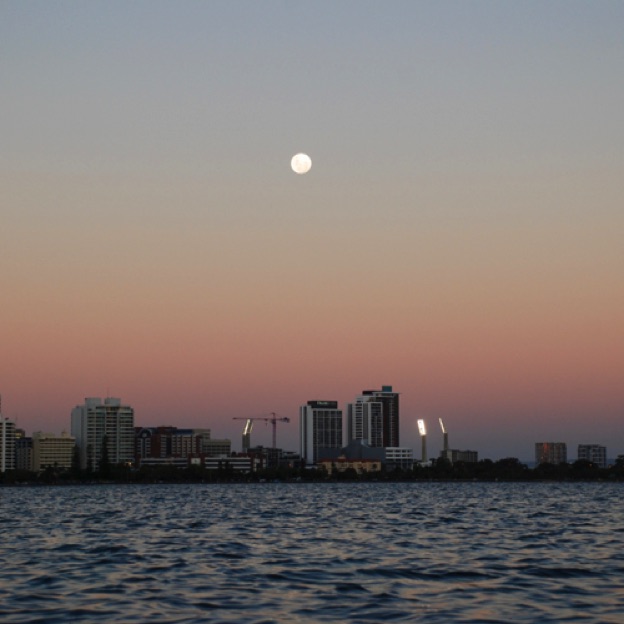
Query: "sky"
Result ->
[[2, 1, 623, 461]]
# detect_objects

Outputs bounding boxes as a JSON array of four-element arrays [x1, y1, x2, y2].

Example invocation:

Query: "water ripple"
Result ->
[[2, 482, 624, 622]]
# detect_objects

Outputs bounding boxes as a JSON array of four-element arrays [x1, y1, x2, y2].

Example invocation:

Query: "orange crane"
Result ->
[[233, 412, 290, 450]]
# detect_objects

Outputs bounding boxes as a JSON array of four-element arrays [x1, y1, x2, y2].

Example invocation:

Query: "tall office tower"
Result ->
[[535, 442, 567, 465], [71, 397, 135, 471], [348, 386, 399, 447], [577, 444, 607, 469], [299, 400, 343, 467], [0, 415, 16, 472]]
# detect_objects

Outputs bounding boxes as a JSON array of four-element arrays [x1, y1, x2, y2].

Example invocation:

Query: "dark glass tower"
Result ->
[[361, 386, 399, 448]]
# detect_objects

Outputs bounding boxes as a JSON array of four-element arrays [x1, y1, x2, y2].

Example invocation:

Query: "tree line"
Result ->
[[3, 455, 624, 485]]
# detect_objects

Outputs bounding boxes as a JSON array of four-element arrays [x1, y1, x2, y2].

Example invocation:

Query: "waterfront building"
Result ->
[[299, 400, 343, 467], [384, 447, 415, 471], [319, 456, 382, 476], [577, 444, 607, 469], [200, 438, 231, 457], [202, 455, 254, 473], [347, 386, 399, 448], [171, 428, 211, 457], [317, 440, 384, 475], [319, 440, 413, 472], [0, 415, 16, 472], [535, 442, 567, 465], [15, 434, 33, 471], [32, 431, 75, 472], [439, 448, 479, 464], [135, 426, 231, 465], [71, 397, 135, 471]]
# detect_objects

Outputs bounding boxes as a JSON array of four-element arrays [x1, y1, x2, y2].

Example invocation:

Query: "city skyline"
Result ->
[[1, 391, 618, 464], [2, 2, 623, 462]]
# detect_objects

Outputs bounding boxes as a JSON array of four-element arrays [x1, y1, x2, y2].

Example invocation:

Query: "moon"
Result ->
[[291, 153, 312, 174]]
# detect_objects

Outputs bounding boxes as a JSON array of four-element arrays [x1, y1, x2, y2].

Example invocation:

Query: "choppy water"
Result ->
[[1, 482, 624, 623]]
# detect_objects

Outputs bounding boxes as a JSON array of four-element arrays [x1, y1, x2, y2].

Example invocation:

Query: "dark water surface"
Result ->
[[1, 482, 623, 623]]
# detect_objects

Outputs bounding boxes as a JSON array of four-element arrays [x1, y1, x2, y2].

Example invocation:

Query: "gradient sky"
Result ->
[[2, 1, 623, 461]]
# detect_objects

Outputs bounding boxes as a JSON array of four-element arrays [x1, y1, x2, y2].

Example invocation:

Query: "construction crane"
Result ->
[[233, 412, 290, 451]]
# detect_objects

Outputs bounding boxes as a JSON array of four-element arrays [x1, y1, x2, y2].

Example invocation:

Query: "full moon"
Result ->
[[291, 153, 312, 174]]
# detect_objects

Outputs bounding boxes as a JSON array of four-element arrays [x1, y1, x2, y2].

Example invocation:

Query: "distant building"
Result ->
[[300, 400, 343, 467], [71, 397, 135, 471], [15, 435, 33, 471], [347, 396, 383, 447], [135, 426, 231, 466], [440, 449, 479, 464], [319, 456, 382, 476], [577, 444, 607, 469], [318, 440, 413, 472], [201, 438, 231, 457], [347, 386, 399, 448], [202, 456, 254, 473], [171, 428, 211, 457], [318, 440, 384, 476], [0, 415, 16, 472], [32, 431, 75, 472], [384, 447, 415, 471], [535, 442, 567, 465]]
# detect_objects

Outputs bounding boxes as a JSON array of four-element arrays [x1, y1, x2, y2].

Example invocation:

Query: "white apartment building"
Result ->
[[577, 444, 607, 469], [71, 397, 134, 471], [347, 397, 383, 447], [384, 447, 415, 470]]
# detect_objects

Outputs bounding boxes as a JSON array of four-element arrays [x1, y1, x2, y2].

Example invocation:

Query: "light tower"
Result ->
[[241, 419, 253, 453], [418, 419, 427, 463], [439, 418, 448, 453]]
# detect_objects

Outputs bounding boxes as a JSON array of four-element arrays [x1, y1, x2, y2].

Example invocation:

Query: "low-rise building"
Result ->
[[385, 447, 415, 470], [32, 431, 75, 472], [577, 444, 607, 469], [200, 438, 231, 457], [439, 449, 479, 464], [202, 456, 254, 473], [319, 456, 382, 476], [535, 442, 567, 465]]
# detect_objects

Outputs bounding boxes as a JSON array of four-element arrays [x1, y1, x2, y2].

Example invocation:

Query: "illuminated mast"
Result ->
[[439, 418, 448, 453], [417, 419, 427, 463]]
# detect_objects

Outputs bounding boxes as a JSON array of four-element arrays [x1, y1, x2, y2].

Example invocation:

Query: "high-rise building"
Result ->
[[535, 442, 567, 465], [71, 397, 134, 471], [347, 386, 399, 448], [32, 431, 75, 472], [577, 444, 607, 469], [300, 400, 343, 467], [1, 415, 16, 472], [347, 397, 383, 447]]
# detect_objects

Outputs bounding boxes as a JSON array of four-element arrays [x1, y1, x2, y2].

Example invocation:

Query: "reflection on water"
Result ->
[[1, 482, 623, 622]]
